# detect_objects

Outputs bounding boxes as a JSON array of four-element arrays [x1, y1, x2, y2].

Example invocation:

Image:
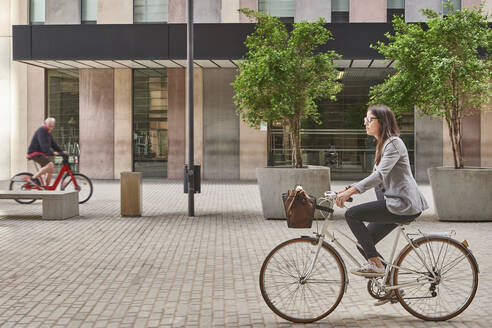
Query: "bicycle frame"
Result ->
[[25, 162, 79, 191], [302, 210, 440, 290]]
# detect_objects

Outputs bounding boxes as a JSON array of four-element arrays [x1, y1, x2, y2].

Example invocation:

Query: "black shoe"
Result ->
[[29, 178, 42, 187]]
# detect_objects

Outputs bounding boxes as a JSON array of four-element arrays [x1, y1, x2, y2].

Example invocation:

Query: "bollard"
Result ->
[[120, 171, 142, 217]]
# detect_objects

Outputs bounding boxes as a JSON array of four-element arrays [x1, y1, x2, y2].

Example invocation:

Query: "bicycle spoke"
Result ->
[[394, 237, 477, 321], [260, 238, 345, 323]]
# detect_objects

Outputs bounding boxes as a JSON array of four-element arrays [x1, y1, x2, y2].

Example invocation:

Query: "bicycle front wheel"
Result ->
[[61, 173, 93, 204], [393, 236, 478, 321], [259, 237, 346, 323], [9, 172, 36, 204]]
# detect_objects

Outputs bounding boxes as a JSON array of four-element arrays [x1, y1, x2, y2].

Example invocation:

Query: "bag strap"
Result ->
[[286, 189, 300, 214]]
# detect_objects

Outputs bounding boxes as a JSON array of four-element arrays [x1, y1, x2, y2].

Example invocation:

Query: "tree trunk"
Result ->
[[445, 116, 464, 169], [289, 119, 303, 168]]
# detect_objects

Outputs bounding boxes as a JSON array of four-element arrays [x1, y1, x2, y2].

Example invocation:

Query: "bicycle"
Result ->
[[259, 190, 479, 323], [9, 154, 93, 204]]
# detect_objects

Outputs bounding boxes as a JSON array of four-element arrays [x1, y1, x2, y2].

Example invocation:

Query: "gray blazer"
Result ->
[[352, 136, 429, 216]]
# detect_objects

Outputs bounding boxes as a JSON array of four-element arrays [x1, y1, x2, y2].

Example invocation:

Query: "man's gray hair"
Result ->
[[45, 117, 56, 125]]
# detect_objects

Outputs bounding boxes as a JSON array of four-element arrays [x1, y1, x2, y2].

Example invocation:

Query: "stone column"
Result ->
[[485, 0, 492, 17], [46, 0, 81, 24], [185, 67, 204, 176], [0, 0, 11, 180], [295, 0, 331, 22], [442, 115, 482, 168], [462, 114, 481, 167], [170, 0, 223, 23], [168, 68, 186, 179], [9, 0, 29, 177], [482, 110, 492, 167], [114, 69, 132, 179], [414, 110, 443, 183], [350, 0, 386, 22], [169, 0, 186, 23], [79, 69, 115, 179], [462, 0, 481, 9], [481, 85, 492, 168], [239, 0, 257, 22], [194, 0, 221, 23], [405, 0, 442, 22], [442, 120, 454, 167], [222, 0, 239, 23], [98, 0, 133, 24], [27, 66, 45, 173], [240, 120, 267, 180], [203, 68, 239, 179]]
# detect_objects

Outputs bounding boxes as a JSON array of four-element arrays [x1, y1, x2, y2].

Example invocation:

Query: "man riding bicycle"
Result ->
[[27, 118, 64, 187]]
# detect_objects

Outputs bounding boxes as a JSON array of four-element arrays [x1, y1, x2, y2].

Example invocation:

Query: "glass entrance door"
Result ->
[[46, 69, 80, 172], [133, 69, 168, 178], [268, 68, 415, 180]]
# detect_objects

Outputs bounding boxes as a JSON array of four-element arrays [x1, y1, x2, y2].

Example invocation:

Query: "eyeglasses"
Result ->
[[364, 116, 378, 124]]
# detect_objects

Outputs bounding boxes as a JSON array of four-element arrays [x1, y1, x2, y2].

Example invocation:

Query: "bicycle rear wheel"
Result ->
[[9, 172, 36, 204], [259, 237, 346, 323], [61, 173, 93, 204], [393, 236, 478, 321]]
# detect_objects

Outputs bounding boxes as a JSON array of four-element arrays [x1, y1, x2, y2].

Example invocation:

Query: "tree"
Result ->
[[369, 2, 492, 169], [232, 9, 341, 168]]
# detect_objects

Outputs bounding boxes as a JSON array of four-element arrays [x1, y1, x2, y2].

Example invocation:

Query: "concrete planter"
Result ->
[[428, 167, 492, 221], [256, 166, 331, 219]]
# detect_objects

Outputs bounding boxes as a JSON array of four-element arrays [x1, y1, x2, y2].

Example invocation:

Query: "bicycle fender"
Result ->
[[10, 172, 32, 182], [300, 235, 350, 289], [396, 235, 480, 273]]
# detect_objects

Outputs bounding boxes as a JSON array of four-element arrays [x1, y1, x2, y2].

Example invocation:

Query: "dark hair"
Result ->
[[367, 105, 400, 165]]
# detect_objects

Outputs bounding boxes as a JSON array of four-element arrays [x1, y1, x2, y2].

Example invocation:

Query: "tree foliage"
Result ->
[[232, 9, 341, 167], [369, 2, 492, 168]]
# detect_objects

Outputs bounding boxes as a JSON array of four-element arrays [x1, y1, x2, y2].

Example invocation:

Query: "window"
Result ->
[[258, 0, 295, 23], [443, 0, 460, 15], [387, 0, 404, 22], [133, 69, 168, 177], [268, 68, 415, 180], [134, 0, 168, 23], [82, 0, 98, 24], [30, 0, 45, 24], [332, 0, 349, 23], [46, 70, 80, 172]]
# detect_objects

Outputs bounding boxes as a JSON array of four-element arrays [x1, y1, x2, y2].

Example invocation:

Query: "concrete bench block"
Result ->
[[42, 191, 79, 220], [0, 190, 79, 220]]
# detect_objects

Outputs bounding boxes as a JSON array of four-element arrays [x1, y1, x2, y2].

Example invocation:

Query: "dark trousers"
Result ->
[[345, 200, 420, 260]]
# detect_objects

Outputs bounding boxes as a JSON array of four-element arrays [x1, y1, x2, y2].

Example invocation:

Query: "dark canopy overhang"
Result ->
[[13, 23, 399, 69]]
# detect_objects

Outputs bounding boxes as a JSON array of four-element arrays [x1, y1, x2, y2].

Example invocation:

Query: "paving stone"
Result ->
[[0, 180, 490, 327]]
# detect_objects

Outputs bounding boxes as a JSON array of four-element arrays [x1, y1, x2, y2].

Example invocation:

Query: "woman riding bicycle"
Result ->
[[335, 105, 429, 278]]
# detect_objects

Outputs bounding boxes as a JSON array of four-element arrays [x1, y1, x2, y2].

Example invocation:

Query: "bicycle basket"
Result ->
[[282, 191, 316, 229]]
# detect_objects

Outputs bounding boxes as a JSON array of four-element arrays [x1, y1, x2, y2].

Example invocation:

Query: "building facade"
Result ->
[[2, 0, 492, 182]]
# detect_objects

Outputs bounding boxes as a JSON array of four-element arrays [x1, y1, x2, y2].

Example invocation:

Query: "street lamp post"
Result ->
[[186, 0, 195, 216]]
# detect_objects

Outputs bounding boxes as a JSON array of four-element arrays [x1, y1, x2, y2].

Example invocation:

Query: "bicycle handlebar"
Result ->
[[315, 204, 334, 213]]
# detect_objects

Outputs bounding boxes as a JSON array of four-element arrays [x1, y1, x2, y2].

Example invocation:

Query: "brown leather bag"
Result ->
[[282, 188, 315, 228]]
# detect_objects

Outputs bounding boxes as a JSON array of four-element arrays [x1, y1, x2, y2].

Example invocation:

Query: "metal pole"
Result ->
[[187, 0, 195, 216]]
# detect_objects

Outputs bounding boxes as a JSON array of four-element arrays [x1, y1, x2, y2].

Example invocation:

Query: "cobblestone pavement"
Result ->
[[0, 179, 490, 327]]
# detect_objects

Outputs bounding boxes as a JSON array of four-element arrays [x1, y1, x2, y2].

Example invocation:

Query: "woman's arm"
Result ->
[[351, 140, 401, 194], [335, 186, 359, 208]]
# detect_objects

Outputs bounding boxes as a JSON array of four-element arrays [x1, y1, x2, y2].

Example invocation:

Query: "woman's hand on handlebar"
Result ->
[[335, 186, 358, 208]]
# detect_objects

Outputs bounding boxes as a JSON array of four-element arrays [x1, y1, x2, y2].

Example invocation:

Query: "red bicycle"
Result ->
[[9, 154, 93, 204]]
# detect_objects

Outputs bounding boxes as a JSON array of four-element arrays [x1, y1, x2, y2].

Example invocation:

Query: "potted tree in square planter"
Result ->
[[232, 9, 341, 218], [369, 3, 492, 221]]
